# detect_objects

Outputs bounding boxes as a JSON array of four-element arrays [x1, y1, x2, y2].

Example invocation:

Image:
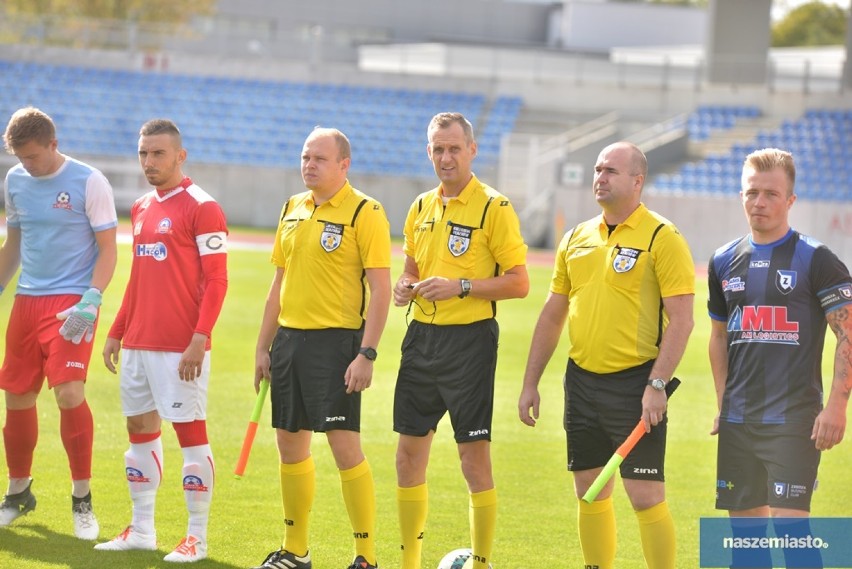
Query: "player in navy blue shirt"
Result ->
[[708, 148, 852, 566]]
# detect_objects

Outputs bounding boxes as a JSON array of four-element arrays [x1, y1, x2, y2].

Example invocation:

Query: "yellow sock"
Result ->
[[398, 484, 428, 569], [340, 459, 377, 565], [635, 501, 676, 569], [469, 488, 497, 569], [280, 457, 315, 556], [578, 497, 617, 569]]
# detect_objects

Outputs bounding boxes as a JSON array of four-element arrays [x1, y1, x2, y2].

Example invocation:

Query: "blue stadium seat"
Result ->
[[655, 106, 852, 202], [0, 59, 520, 176]]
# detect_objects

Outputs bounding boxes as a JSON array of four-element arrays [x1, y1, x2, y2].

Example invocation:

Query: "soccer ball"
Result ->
[[437, 548, 493, 569]]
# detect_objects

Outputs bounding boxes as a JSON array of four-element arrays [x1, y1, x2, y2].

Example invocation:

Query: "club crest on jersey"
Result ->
[[774, 482, 788, 497], [53, 191, 72, 210], [320, 222, 343, 252], [613, 247, 640, 273], [157, 218, 172, 234], [840, 286, 852, 299], [775, 270, 797, 294], [448, 224, 472, 257]]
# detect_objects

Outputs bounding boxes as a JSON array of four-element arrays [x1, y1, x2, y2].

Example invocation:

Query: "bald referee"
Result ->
[[518, 141, 695, 569], [251, 128, 391, 569], [392, 112, 529, 569]]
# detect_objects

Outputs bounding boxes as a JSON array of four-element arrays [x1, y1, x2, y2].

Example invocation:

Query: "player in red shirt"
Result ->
[[94, 119, 228, 564]]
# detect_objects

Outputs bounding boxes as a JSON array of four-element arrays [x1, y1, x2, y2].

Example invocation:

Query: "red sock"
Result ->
[[60, 401, 94, 480], [130, 431, 161, 444], [173, 420, 208, 448], [3, 406, 38, 479]]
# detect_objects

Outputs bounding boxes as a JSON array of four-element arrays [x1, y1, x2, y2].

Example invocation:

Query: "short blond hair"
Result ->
[[309, 127, 351, 161], [743, 148, 796, 195], [3, 107, 56, 153]]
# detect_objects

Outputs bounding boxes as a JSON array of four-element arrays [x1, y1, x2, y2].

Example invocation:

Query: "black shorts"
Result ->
[[393, 319, 498, 443], [564, 359, 666, 481], [269, 326, 363, 433], [715, 421, 820, 512]]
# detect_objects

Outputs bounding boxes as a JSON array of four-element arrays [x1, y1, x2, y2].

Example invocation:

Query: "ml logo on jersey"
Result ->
[[448, 224, 472, 257], [157, 218, 172, 234], [776, 270, 797, 294], [320, 222, 343, 252], [183, 475, 209, 493], [728, 305, 800, 345], [136, 242, 168, 261], [612, 247, 640, 273], [53, 191, 72, 210], [749, 260, 770, 269]]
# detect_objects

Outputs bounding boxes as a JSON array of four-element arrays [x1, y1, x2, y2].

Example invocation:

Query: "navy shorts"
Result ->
[[564, 359, 667, 481], [393, 319, 498, 443], [715, 421, 819, 512], [269, 326, 363, 433]]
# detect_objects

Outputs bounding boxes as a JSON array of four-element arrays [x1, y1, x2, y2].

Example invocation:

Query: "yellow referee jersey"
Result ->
[[272, 182, 391, 330], [403, 175, 527, 325], [552, 203, 694, 374]]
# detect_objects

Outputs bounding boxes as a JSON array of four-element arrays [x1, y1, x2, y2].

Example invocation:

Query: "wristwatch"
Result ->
[[647, 378, 667, 391], [459, 278, 472, 299], [358, 347, 378, 361]]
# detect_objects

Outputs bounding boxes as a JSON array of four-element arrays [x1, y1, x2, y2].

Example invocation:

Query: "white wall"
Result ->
[[557, 0, 706, 51]]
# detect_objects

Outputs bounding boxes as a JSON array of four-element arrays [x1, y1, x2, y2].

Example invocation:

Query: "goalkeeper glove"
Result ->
[[56, 287, 102, 344]]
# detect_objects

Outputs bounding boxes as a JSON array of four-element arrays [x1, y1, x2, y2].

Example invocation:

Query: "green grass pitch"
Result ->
[[0, 234, 849, 568]]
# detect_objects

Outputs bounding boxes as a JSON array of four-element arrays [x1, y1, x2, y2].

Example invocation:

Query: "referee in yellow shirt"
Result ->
[[518, 141, 695, 569], [392, 112, 529, 569], [252, 128, 391, 569]]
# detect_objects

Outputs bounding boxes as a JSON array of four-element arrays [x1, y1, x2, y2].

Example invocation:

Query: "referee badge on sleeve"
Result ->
[[612, 246, 640, 273], [447, 223, 472, 257], [320, 222, 343, 252]]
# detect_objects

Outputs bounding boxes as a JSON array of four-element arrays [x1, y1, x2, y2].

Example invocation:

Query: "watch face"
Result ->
[[649, 378, 666, 390]]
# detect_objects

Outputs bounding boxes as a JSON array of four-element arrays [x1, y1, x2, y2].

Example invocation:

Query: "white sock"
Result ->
[[7, 477, 30, 495], [71, 479, 90, 499], [180, 444, 214, 542], [125, 437, 163, 537]]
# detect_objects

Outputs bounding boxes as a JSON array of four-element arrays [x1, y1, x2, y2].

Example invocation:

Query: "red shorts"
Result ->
[[0, 294, 97, 395]]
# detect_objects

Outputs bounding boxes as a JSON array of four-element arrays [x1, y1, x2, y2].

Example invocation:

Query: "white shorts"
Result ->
[[120, 349, 210, 423]]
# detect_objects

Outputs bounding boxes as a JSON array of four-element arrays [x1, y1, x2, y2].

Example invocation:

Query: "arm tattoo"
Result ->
[[828, 306, 852, 396]]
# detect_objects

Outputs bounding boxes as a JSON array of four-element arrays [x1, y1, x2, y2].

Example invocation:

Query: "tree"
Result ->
[[613, 0, 709, 5], [3, 0, 215, 24], [772, 1, 848, 47]]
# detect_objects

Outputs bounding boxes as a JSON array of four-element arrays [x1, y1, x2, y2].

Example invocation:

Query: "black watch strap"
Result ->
[[458, 278, 471, 299], [358, 346, 377, 361]]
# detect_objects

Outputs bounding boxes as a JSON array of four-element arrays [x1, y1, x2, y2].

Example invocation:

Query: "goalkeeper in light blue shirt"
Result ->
[[0, 107, 117, 541]]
